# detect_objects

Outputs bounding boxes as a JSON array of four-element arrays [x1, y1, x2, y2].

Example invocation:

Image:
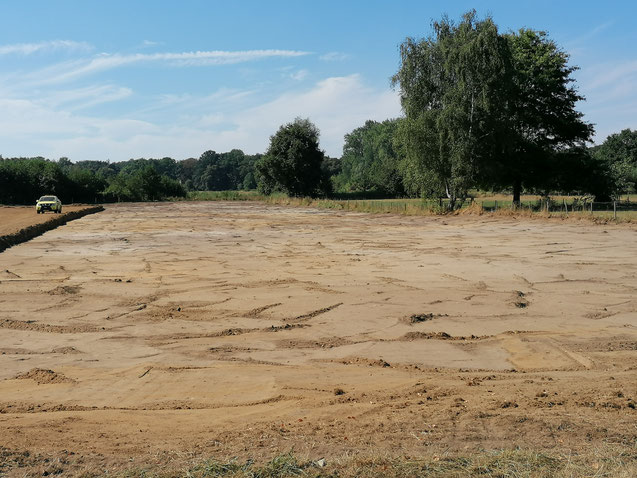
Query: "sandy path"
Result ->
[[0, 202, 635, 472]]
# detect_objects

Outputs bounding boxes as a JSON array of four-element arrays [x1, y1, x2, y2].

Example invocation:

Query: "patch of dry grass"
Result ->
[[4, 446, 629, 477]]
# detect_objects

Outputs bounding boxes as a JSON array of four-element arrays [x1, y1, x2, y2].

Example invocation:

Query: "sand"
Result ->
[[0, 201, 635, 473], [0, 205, 95, 236]]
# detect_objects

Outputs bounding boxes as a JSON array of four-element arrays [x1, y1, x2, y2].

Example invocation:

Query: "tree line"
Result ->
[[0, 150, 262, 204], [285, 11, 635, 204], [2, 11, 636, 206]]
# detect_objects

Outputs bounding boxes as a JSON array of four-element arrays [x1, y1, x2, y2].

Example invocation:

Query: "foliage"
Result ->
[[0, 157, 185, 204], [392, 11, 510, 208], [392, 11, 599, 205], [189, 150, 260, 191], [0, 145, 268, 204], [592, 128, 637, 197], [490, 28, 595, 201], [255, 118, 329, 197], [335, 119, 404, 195]]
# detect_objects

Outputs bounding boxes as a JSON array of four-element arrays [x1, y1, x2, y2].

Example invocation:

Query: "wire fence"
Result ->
[[480, 198, 637, 219], [302, 197, 637, 221]]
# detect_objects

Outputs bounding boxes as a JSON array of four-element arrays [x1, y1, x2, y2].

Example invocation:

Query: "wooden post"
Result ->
[[614, 201, 617, 219], [494, 200, 498, 211]]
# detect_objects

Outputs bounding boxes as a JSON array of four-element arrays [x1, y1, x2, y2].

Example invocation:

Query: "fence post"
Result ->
[[614, 201, 617, 220], [494, 200, 498, 211]]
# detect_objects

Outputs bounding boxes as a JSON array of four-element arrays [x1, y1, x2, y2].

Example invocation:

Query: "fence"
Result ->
[[480, 198, 637, 219]]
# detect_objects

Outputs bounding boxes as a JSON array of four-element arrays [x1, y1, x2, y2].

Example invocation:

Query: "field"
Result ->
[[0, 201, 636, 476], [0, 205, 99, 236]]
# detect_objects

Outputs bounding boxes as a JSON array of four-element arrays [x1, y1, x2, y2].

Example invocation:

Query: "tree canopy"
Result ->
[[255, 118, 328, 197], [392, 10, 595, 206], [592, 129, 637, 197], [335, 119, 404, 195]]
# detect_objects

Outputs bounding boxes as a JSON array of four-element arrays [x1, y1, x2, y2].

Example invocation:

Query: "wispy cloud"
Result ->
[[577, 21, 614, 44], [41, 85, 133, 111], [320, 51, 349, 62], [34, 49, 311, 84], [289, 69, 309, 81], [583, 60, 637, 90], [578, 58, 637, 142], [0, 74, 400, 160], [0, 40, 92, 56]]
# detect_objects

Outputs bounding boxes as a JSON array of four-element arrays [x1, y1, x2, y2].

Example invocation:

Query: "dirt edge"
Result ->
[[0, 206, 104, 253]]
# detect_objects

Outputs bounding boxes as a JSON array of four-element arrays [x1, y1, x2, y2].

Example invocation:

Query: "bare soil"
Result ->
[[0, 202, 635, 476], [0, 205, 94, 236]]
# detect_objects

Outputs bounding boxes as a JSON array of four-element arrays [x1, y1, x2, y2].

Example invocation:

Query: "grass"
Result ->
[[261, 195, 637, 223], [185, 191, 268, 201], [182, 190, 637, 223], [47, 447, 637, 477]]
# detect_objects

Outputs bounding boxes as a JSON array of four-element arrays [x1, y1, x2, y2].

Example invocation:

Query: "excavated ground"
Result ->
[[0, 201, 635, 476]]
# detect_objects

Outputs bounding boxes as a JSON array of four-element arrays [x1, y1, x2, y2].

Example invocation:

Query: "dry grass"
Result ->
[[260, 195, 637, 224], [17, 446, 632, 477], [181, 190, 637, 223]]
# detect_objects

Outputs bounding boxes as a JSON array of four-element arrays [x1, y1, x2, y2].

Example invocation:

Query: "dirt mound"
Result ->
[[14, 368, 74, 385], [48, 285, 82, 295], [51, 346, 82, 354], [401, 331, 492, 341], [0, 318, 101, 333]]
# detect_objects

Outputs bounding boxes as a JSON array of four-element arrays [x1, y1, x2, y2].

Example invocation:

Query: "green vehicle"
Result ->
[[36, 195, 63, 214]]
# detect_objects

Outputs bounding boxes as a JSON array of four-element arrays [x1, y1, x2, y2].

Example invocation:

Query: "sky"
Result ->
[[0, 0, 635, 162]]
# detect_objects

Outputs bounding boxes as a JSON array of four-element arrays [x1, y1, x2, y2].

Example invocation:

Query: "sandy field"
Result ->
[[0, 206, 95, 236], [0, 201, 636, 474]]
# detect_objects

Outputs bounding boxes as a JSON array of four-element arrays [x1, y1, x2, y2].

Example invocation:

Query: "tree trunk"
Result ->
[[513, 179, 521, 206]]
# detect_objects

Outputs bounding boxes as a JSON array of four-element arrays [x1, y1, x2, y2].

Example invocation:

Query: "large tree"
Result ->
[[494, 29, 594, 202], [393, 11, 595, 205], [392, 11, 509, 208], [255, 118, 327, 197]]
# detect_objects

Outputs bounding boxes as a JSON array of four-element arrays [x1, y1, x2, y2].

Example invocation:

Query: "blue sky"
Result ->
[[0, 1, 635, 161]]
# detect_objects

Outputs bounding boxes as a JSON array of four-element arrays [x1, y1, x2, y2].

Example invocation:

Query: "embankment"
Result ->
[[0, 206, 104, 253]]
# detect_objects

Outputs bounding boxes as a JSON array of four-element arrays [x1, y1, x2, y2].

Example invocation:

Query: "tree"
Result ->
[[393, 11, 595, 206], [491, 29, 594, 203], [392, 11, 509, 208], [336, 119, 404, 195], [592, 129, 637, 197], [255, 118, 327, 197]]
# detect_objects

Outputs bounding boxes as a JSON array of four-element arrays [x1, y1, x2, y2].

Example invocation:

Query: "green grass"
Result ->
[[185, 190, 266, 201], [182, 191, 637, 222]]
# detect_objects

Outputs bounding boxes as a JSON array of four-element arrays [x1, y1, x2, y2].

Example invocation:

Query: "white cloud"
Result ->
[[0, 40, 92, 56], [320, 52, 350, 62], [0, 74, 400, 160], [577, 59, 637, 142], [40, 85, 133, 111], [566, 21, 614, 51], [289, 69, 309, 81], [32, 49, 311, 84], [221, 75, 401, 156]]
